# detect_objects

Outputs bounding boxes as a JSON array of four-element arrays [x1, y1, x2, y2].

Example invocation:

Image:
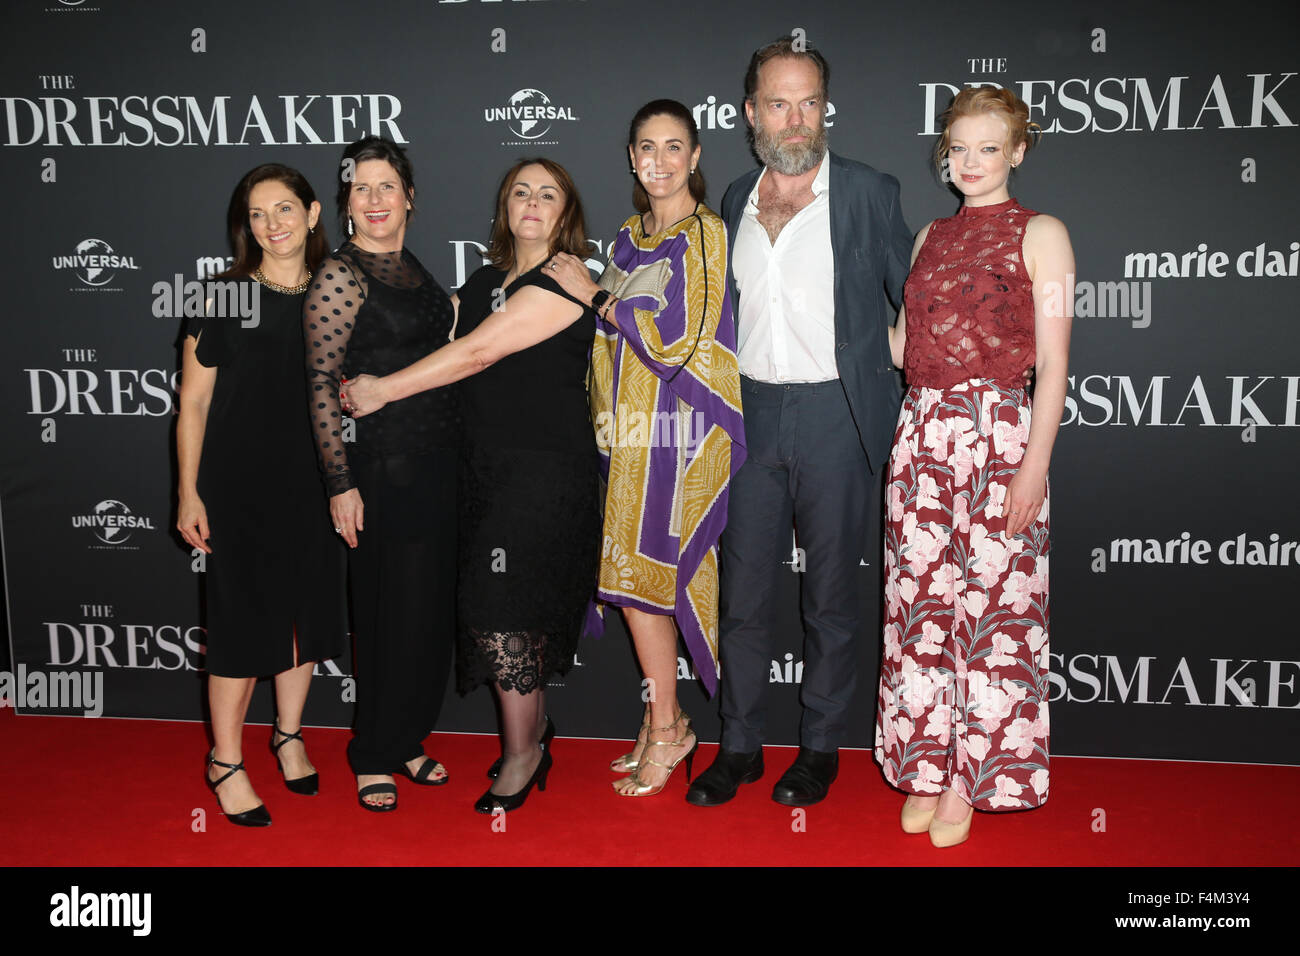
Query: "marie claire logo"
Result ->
[[485, 88, 577, 145], [71, 499, 156, 547], [1124, 242, 1298, 279], [52, 238, 139, 289], [1095, 531, 1298, 569], [691, 94, 836, 130], [769, 652, 804, 684], [197, 255, 234, 279]]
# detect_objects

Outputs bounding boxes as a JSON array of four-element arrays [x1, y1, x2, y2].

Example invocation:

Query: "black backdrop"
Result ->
[[2, 0, 1297, 765]]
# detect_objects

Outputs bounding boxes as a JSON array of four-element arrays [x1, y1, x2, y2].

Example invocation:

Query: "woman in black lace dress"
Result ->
[[342, 158, 600, 813], [305, 137, 460, 812]]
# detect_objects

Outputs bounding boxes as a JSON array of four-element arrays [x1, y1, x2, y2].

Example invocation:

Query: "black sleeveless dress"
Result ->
[[454, 265, 601, 694], [186, 281, 347, 678]]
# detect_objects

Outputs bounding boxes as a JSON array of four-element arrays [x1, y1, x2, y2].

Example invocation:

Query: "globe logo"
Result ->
[[52, 237, 139, 288], [93, 499, 133, 544], [76, 238, 116, 286], [71, 499, 155, 545], [509, 88, 552, 140]]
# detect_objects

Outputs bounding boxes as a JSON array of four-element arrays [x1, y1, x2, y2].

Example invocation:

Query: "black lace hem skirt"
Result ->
[[455, 444, 600, 695]]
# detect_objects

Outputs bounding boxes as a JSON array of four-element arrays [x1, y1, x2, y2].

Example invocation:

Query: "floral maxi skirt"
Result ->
[[874, 380, 1051, 811]]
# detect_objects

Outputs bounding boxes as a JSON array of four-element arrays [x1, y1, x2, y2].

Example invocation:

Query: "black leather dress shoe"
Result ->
[[771, 747, 838, 807], [685, 748, 764, 807]]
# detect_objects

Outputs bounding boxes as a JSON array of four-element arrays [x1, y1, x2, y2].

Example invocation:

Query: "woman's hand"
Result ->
[[330, 488, 365, 549], [545, 252, 599, 305], [177, 493, 212, 554], [340, 373, 387, 418], [1002, 464, 1046, 539]]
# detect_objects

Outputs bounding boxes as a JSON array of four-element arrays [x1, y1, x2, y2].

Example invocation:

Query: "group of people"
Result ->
[[175, 37, 1073, 850]]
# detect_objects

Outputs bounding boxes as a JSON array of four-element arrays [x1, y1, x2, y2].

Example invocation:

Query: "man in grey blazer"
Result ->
[[687, 37, 913, 807]]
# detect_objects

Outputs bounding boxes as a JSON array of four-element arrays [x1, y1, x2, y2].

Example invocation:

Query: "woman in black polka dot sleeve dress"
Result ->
[[304, 136, 460, 812]]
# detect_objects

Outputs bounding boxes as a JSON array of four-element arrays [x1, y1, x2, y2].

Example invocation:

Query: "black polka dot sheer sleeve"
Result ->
[[304, 253, 366, 497]]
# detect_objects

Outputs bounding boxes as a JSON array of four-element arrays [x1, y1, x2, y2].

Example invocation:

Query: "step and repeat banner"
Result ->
[[2, 0, 1296, 765]]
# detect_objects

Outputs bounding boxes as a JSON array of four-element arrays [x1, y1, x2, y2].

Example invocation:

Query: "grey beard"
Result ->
[[754, 123, 827, 176]]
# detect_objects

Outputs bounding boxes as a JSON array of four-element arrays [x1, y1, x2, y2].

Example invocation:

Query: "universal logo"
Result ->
[[52, 238, 139, 290], [485, 88, 578, 146], [71, 499, 156, 548], [47, 0, 101, 12]]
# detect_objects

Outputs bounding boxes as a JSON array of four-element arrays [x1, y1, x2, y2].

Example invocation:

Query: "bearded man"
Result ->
[[687, 38, 914, 808]]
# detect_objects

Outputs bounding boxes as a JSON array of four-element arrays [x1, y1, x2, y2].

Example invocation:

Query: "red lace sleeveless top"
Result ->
[[903, 198, 1038, 388]]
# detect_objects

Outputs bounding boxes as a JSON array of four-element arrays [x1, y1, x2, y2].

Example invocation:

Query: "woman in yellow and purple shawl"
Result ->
[[548, 99, 745, 797]]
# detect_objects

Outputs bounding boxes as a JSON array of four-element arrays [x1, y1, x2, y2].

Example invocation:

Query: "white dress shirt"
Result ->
[[732, 152, 836, 384]]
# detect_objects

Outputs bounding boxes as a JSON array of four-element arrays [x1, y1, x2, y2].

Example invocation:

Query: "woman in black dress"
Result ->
[[176, 163, 347, 827], [342, 158, 600, 813], [306, 137, 461, 811]]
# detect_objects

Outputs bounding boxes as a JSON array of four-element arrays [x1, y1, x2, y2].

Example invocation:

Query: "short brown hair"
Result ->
[[934, 85, 1041, 173], [484, 157, 589, 272], [336, 136, 417, 237], [743, 37, 830, 105]]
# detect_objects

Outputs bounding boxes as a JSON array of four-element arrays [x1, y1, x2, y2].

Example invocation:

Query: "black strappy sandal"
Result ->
[[270, 720, 319, 796], [395, 756, 449, 786], [357, 780, 398, 812], [206, 750, 272, 827]]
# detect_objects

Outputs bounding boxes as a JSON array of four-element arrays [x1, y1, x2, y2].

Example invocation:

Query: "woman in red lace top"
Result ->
[[874, 86, 1075, 848]]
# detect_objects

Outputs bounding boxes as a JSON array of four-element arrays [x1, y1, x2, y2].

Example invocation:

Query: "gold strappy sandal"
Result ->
[[612, 710, 698, 797]]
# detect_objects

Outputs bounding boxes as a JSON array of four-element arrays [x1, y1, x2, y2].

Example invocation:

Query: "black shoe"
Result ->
[[685, 747, 764, 807], [395, 755, 449, 786], [475, 748, 552, 814], [206, 750, 272, 827], [356, 779, 398, 813], [771, 747, 838, 807], [270, 720, 319, 796], [487, 716, 555, 779]]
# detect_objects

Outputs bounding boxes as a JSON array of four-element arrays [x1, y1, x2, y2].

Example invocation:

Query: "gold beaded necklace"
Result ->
[[252, 267, 312, 295]]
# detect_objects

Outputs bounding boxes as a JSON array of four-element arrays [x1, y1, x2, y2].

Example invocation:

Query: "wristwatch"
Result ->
[[590, 289, 611, 312]]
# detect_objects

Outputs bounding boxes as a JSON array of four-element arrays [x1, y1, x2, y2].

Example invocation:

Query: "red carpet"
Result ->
[[1, 706, 1295, 866]]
